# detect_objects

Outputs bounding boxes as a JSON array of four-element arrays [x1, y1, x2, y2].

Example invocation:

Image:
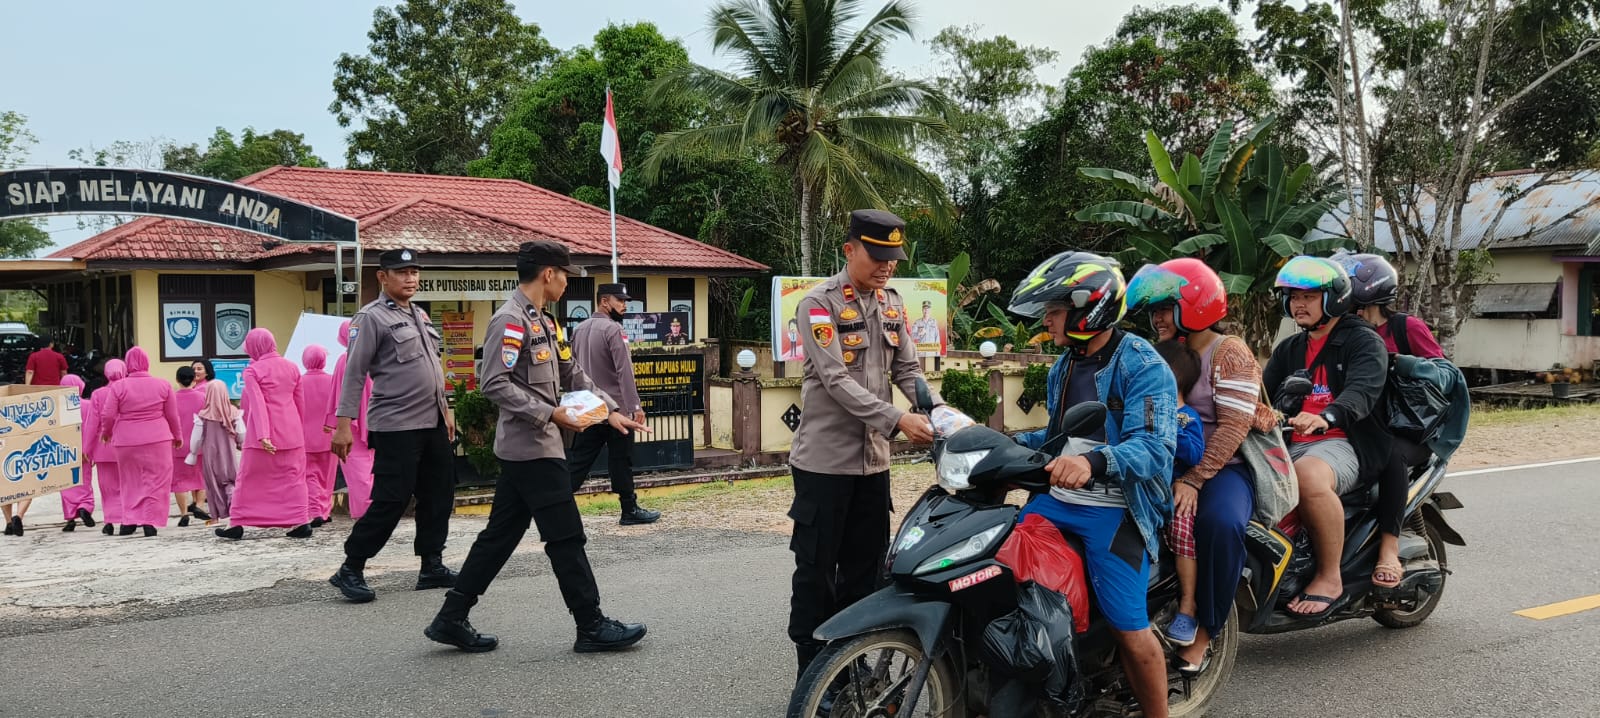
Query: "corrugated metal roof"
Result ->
[[1471, 282, 1558, 315], [1309, 170, 1600, 253]]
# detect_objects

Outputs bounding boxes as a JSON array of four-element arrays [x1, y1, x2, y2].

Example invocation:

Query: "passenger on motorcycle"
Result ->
[[1010, 252, 1178, 718], [1263, 257, 1391, 619], [1329, 251, 1443, 590], [1126, 257, 1276, 672]]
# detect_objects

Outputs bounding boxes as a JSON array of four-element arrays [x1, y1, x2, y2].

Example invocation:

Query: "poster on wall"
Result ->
[[161, 302, 203, 359], [771, 277, 949, 360], [669, 300, 694, 339], [283, 313, 348, 374], [564, 299, 593, 325], [214, 303, 253, 356], [211, 359, 250, 400], [441, 311, 477, 390], [621, 312, 693, 347]]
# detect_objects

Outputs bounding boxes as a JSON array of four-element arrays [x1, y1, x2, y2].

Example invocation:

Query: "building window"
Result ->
[[1579, 267, 1600, 337], [157, 275, 255, 362], [562, 276, 596, 325], [668, 278, 695, 335]]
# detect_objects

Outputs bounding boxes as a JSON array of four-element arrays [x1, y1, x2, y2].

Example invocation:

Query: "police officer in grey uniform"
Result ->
[[425, 240, 650, 654], [329, 248, 459, 603], [788, 209, 940, 677], [567, 283, 661, 524]]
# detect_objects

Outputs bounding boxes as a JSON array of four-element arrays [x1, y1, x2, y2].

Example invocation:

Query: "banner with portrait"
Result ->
[[771, 277, 949, 359], [621, 312, 693, 347]]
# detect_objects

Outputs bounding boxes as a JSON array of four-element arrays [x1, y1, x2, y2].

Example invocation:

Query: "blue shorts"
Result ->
[[1018, 495, 1150, 632]]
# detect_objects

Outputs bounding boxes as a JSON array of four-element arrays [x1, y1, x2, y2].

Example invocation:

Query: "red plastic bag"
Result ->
[[996, 514, 1089, 633]]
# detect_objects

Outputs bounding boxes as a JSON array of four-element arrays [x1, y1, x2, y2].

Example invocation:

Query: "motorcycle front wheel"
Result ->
[[1168, 608, 1238, 718], [786, 628, 964, 718]]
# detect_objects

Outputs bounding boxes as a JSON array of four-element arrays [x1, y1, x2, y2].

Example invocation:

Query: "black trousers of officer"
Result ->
[[343, 415, 454, 563], [453, 457, 604, 627], [566, 423, 637, 507], [787, 467, 892, 673]]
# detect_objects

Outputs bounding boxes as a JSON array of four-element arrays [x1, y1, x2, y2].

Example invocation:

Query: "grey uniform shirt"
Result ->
[[478, 289, 618, 462], [337, 293, 449, 432], [790, 271, 941, 475], [571, 314, 642, 416]]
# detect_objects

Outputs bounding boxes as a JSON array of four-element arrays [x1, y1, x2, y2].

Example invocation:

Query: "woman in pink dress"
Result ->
[[95, 359, 129, 535], [99, 348, 182, 538], [297, 344, 337, 526], [58, 374, 98, 532], [186, 379, 244, 522], [217, 328, 311, 539], [170, 366, 211, 526], [325, 320, 376, 520]]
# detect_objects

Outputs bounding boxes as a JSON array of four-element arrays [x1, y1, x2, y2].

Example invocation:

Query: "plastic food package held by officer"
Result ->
[[560, 391, 609, 427], [931, 405, 976, 436]]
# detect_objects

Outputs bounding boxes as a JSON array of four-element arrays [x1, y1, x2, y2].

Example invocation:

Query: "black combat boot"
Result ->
[[424, 590, 498, 652], [573, 616, 647, 653], [415, 554, 458, 590], [329, 562, 376, 603], [618, 504, 661, 525]]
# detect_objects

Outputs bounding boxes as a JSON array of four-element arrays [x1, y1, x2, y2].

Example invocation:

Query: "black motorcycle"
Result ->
[[787, 383, 1235, 718]]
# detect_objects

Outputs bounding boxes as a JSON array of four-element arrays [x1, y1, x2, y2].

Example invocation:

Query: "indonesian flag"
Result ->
[[600, 88, 622, 189]]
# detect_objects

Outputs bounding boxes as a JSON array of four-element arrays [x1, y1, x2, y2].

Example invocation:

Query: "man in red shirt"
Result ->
[[24, 337, 68, 386]]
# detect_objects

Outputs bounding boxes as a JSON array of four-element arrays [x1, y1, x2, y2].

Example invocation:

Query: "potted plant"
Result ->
[[451, 382, 500, 483]]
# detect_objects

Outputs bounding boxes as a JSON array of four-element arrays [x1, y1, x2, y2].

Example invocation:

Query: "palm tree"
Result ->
[[642, 0, 951, 275]]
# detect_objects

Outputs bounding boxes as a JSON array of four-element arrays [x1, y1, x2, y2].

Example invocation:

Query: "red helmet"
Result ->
[[1126, 257, 1228, 333]]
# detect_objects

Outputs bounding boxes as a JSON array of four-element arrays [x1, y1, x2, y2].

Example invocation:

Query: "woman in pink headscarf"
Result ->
[[95, 359, 129, 535], [186, 379, 244, 522], [217, 328, 310, 539], [297, 344, 337, 526], [58, 374, 98, 532], [170, 365, 210, 526], [99, 348, 182, 537], [325, 319, 375, 520]]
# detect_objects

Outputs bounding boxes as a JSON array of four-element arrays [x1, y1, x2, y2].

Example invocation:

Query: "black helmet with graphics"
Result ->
[[1274, 256, 1353, 327], [1329, 250, 1400, 307], [1009, 251, 1127, 340]]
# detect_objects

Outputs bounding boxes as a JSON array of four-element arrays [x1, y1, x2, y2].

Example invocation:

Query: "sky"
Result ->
[[3, 0, 1175, 251]]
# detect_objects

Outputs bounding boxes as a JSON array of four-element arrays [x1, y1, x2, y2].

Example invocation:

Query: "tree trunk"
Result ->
[[798, 178, 814, 277], [1240, 292, 1283, 360]]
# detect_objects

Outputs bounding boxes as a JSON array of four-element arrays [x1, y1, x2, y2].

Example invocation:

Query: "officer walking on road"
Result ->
[[567, 283, 661, 525], [424, 240, 650, 654], [328, 248, 459, 603], [788, 209, 941, 678]]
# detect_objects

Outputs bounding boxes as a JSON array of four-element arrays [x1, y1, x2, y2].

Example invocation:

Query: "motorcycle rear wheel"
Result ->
[[1168, 608, 1238, 718], [786, 629, 963, 718], [1373, 515, 1448, 629]]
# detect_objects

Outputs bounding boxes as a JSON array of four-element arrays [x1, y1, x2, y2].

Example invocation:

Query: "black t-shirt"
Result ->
[[1057, 330, 1122, 443]]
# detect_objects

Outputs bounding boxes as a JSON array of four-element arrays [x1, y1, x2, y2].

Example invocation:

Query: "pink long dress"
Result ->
[[171, 385, 207, 493], [326, 319, 376, 519], [58, 375, 96, 520], [297, 345, 338, 522], [229, 329, 309, 529], [95, 360, 128, 525], [99, 349, 182, 529]]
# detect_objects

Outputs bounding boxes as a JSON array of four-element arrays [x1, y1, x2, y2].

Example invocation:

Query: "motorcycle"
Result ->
[[787, 382, 1235, 718], [1234, 373, 1465, 637]]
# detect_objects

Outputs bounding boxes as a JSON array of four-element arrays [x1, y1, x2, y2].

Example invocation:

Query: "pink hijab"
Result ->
[[245, 328, 278, 360], [198, 379, 240, 424], [103, 358, 127, 383], [302, 344, 328, 373], [124, 347, 152, 375], [60, 374, 85, 393]]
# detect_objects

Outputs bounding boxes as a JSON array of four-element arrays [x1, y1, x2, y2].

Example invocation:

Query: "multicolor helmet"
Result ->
[[1329, 250, 1400, 307], [1274, 256, 1353, 325], [1126, 257, 1228, 334], [1009, 251, 1127, 340]]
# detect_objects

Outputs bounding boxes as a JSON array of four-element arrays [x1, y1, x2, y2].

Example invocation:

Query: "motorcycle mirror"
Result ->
[[914, 378, 935, 413], [1059, 402, 1107, 439], [1279, 375, 1314, 398]]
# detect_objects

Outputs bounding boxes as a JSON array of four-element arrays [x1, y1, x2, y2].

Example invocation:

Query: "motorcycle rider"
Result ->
[[1011, 251, 1177, 718], [1263, 256, 1391, 619]]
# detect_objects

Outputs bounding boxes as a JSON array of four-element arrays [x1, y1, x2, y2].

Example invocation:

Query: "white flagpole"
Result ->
[[609, 182, 619, 283]]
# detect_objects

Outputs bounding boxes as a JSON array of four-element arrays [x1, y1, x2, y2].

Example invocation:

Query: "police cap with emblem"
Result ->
[[378, 247, 424, 270], [517, 240, 588, 277], [848, 209, 909, 261], [597, 283, 631, 300]]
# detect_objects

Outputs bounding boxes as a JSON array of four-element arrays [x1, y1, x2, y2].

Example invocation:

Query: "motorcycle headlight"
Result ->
[[936, 449, 990, 491], [914, 524, 1007, 576]]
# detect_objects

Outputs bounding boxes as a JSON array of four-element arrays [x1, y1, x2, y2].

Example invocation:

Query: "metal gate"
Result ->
[[588, 385, 696, 475]]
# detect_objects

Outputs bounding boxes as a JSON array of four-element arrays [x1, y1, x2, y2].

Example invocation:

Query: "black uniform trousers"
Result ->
[[453, 457, 604, 627], [566, 423, 638, 508], [343, 415, 454, 562], [787, 467, 892, 668]]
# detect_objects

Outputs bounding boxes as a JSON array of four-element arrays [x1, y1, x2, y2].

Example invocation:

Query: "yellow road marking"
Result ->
[[1515, 593, 1600, 620]]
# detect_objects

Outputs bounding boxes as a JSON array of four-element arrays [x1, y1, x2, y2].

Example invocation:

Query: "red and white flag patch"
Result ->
[[808, 308, 831, 325]]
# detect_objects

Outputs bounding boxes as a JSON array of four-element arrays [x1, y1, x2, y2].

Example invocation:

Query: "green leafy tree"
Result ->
[[0, 111, 55, 258], [1076, 116, 1352, 355], [330, 0, 557, 175], [643, 0, 953, 276], [162, 127, 326, 181]]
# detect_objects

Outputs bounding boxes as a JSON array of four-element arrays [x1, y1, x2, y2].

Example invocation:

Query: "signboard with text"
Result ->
[[441, 311, 477, 390], [413, 271, 521, 302], [630, 353, 704, 412], [621, 312, 693, 347]]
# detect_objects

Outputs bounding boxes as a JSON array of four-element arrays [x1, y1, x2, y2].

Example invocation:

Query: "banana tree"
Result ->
[[1075, 116, 1355, 355]]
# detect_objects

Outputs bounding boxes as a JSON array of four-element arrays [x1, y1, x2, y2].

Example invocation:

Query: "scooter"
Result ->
[[1234, 374, 1465, 637], [787, 382, 1235, 718]]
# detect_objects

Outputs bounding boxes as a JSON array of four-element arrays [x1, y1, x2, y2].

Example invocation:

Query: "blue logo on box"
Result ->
[[0, 397, 55, 430], [4, 434, 79, 483]]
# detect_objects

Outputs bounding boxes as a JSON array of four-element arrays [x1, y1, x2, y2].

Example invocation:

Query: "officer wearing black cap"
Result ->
[[329, 247, 459, 603], [425, 240, 651, 654], [567, 282, 661, 525], [787, 209, 941, 679]]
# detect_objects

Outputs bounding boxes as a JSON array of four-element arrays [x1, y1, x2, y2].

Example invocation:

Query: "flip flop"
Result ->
[[1289, 591, 1342, 621], [1372, 560, 1403, 590]]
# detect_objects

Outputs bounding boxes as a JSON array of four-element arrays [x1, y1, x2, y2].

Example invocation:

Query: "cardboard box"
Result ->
[[0, 423, 85, 504], [0, 384, 82, 436]]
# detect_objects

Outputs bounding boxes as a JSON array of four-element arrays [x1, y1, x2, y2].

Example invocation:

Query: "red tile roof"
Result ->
[[50, 167, 767, 272]]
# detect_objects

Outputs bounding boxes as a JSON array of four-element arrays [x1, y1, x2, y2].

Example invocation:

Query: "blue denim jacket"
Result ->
[[1016, 333, 1178, 560]]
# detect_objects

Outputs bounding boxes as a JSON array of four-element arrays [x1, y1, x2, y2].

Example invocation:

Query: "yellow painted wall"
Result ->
[[136, 269, 318, 382], [760, 384, 803, 453], [708, 384, 734, 449], [1488, 250, 1562, 284]]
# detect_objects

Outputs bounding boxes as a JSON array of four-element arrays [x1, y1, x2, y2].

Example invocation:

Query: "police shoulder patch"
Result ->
[[813, 324, 835, 347], [501, 346, 519, 369]]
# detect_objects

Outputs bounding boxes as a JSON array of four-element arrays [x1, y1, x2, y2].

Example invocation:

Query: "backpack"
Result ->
[[1382, 313, 1451, 444]]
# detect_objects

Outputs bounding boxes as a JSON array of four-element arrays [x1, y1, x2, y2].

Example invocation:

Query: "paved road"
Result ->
[[2, 460, 1597, 717]]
